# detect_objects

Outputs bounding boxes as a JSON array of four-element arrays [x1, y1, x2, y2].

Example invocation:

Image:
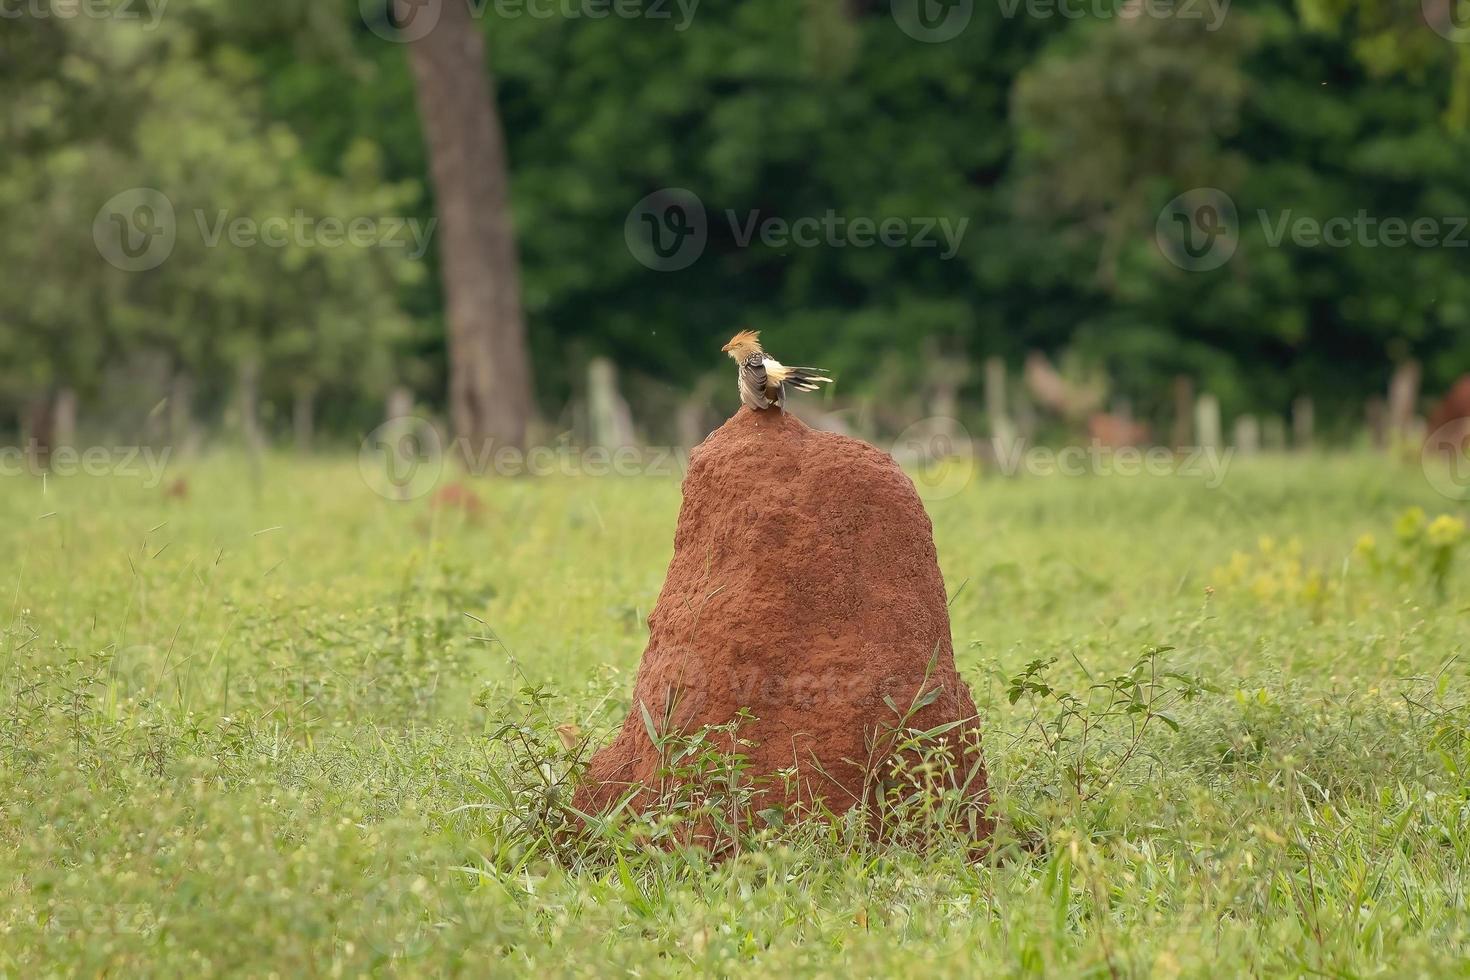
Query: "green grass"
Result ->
[[3, 451, 1469, 976]]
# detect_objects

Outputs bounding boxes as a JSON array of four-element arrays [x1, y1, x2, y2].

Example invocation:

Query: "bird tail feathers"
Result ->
[[781, 367, 833, 392]]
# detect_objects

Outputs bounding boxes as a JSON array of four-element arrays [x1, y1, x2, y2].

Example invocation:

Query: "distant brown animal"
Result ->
[[429, 481, 486, 519], [1426, 376, 1470, 455], [1087, 413, 1151, 448], [164, 477, 189, 500], [1025, 351, 1105, 421]]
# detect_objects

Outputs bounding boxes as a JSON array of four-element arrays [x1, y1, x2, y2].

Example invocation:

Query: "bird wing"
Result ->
[[761, 356, 790, 385], [740, 352, 773, 409]]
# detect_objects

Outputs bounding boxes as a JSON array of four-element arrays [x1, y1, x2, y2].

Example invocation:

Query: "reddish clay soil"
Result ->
[[575, 408, 991, 838], [1427, 376, 1470, 454]]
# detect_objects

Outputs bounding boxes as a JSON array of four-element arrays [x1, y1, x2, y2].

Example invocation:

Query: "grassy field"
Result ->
[[3, 449, 1468, 977]]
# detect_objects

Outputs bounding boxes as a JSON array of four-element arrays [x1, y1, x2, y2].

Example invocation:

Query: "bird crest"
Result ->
[[721, 329, 762, 354]]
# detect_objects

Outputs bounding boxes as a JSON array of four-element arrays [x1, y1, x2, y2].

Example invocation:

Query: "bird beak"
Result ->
[[720, 341, 732, 352]]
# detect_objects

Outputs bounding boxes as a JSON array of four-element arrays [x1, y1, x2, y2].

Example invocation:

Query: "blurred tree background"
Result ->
[[2, 0, 1469, 449]]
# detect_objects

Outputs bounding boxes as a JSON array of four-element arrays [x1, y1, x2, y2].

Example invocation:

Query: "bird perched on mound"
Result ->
[[720, 330, 833, 412]]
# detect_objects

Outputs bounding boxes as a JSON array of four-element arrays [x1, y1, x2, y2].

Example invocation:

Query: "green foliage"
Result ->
[[8, 2, 1470, 435], [1005, 647, 1215, 802], [0, 4, 419, 432]]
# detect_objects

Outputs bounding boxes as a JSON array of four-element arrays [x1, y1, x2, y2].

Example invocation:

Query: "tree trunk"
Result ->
[[403, 0, 536, 456], [23, 390, 55, 470]]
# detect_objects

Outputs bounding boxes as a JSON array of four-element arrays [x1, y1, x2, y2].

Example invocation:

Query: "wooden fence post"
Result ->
[[1387, 360, 1421, 445], [1195, 393, 1221, 450], [1233, 414, 1260, 456], [1171, 376, 1195, 449], [588, 357, 637, 450], [984, 356, 1017, 456]]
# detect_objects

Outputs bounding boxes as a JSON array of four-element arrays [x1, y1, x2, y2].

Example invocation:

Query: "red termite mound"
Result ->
[[575, 408, 991, 840]]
